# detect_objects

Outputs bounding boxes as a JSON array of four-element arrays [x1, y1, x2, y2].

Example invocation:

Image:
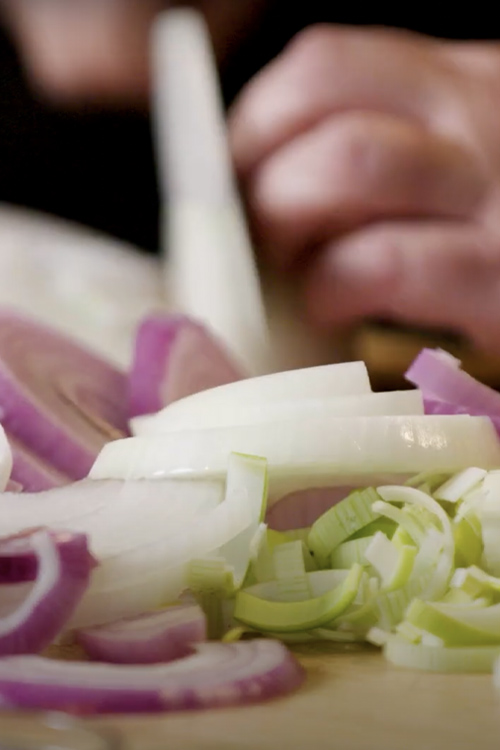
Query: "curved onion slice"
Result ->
[[92, 416, 500, 499], [0, 529, 94, 655], [0, 639, 304, 713], [0, 423, 12, 491], [6, 480, 22, 493], [8, 434, 70, 492], [131, 361, 372, 435], [129, 314, 244, 419], [133, 390, 424, 435], [0, 479, 224, 555], [406, 348, 500, 415], [77, 603, 207, 664], [0, 312, 129, 479], [423, 398, 500, 437]]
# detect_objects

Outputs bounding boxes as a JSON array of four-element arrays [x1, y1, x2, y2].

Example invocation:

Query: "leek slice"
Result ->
[[243, 570, 351, 602], [187, 556, 234, 638], [234, 564, 362, 632], [330, 537, 374, 569], [386, 639, 500, 673], [433, 468, 487, 504], [273, 541, 311, 602], [364, 533, 416, 592], [405, 599, 500, 646], [308, 489, 381, 567]]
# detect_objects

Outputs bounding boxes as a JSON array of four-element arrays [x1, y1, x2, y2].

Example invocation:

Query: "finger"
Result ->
[[2, 0, 162, 103], [247, 112, 488, 267], [305, 220, 500, 350], [229, 25, 448, 175]]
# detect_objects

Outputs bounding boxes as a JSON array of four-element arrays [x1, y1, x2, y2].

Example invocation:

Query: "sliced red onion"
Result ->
[[77, 602, 207, 664], [0, 312, 129, 479], [0, 528, 95, 655], [6, 479, 23, 493], [8, 433, 71, 492], [406, 348, 500, 415], [128, 314, 244, 418], [0, 639, 304, 713]]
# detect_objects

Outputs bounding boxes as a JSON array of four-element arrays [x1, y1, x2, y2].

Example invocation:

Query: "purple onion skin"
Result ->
[[0, 530, 95, 656], [423, 398, 500, 438], [0, 312, 129, 480], [77, 606, 207, 664], [128, 314, 244, 419], [0, 642, 305, 714]]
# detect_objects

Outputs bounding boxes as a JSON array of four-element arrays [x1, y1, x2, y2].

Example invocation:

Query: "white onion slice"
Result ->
[[133, 390, 424, 434], [92, 416, 500, 499], [131, 360, 372, 436]]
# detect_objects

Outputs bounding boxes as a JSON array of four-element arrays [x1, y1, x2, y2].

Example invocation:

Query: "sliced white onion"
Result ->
[[91, 416, 500, 499], [133, 390, 423, 435], [130, 361, 372, 436]]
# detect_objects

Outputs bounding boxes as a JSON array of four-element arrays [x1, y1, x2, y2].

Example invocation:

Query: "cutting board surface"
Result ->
[[79, 644, 500, 750]]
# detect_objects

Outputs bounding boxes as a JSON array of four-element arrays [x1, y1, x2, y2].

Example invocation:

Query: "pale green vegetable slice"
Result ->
[[364, 532, 416, 592], [451, 565, 500, 600], [386, 639, 500, 673], [308, 488, 381, 567], [273, 541, 311, 602], [371, 501, 426, 545], [405, 599, 500, 646], [405, 471, 452, 491], [243, 570, 351, 603], [395, 621, 423, 644], [234, 564, 363, 632], [376, 485, 454, 600], [453, 513, 483, 568], [330, 537, 374, 569], [433, 468, 487, 504], [187, 556, 234, 638]]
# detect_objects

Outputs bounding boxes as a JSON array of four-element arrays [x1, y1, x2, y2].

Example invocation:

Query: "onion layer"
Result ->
[[77, 603, 207, 664], [0, 639, 304, 713], [128, 314, 244, 419], [0, 312, 128, 480], [0, 529, 94, 655]]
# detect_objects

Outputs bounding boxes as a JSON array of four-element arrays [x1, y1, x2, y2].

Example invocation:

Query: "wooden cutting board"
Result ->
[[79, 644, 500, 750]]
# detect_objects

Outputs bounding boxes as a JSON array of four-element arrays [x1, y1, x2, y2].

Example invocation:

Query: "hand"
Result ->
[[229, 26, 500, 352], [0, 0, 263, 105]]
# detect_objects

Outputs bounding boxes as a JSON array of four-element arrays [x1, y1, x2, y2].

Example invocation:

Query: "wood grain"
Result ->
[[82, 644, 500, 750]]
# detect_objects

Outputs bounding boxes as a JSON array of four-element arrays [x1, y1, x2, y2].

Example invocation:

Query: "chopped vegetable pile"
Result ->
[[2, 310, 500, 714]]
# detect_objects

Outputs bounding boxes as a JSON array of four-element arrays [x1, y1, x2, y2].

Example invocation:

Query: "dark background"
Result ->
[[0, 2, 496, 253]]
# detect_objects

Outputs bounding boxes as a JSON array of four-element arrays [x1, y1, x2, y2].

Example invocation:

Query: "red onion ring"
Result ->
[[77, 603, 207, 664], [406, 348, 500, 415], [0, 312, 128, 479], [0, 639, 304, 713], [7, 433, 71, 492], [0, 528, 95, 655], [128, 314, 244, 418]]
